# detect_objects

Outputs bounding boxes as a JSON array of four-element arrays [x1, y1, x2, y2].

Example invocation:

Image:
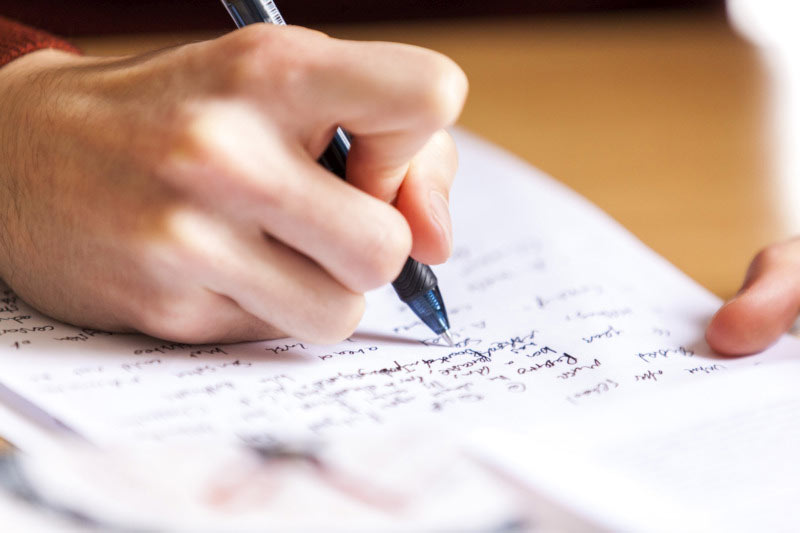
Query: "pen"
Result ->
[[221, 0, 455, 346]]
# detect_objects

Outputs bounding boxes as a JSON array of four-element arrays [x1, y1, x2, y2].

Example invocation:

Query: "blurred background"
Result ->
[[0, 1, 723, 34], [2, 0, 796, 299]]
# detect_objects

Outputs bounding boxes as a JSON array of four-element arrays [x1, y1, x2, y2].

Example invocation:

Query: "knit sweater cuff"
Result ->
[[0, 16, 81, 68]]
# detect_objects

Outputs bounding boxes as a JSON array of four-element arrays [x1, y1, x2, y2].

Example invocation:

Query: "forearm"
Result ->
[[0, 17, 81, 278], [0, 49, 62, 286]]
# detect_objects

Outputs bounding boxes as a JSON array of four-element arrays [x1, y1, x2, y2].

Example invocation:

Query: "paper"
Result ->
[[0, 129, 797, 448], [471, 360, 800, 532], [3, 430, 524, 532]]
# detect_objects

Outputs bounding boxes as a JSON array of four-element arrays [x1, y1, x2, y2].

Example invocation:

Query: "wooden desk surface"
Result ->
[[74, 10, 791, 299]]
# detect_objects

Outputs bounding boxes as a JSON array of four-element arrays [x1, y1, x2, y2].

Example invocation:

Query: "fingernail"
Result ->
[[430, 191, 453, 254]]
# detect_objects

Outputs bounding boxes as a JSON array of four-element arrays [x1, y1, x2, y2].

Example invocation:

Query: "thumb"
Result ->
[[706, 239, 800, 355]]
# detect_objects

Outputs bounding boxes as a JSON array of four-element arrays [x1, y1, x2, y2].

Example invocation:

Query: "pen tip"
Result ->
[[439, 330, 455, 347]]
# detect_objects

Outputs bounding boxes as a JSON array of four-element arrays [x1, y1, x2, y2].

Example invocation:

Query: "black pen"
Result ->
[[221, 0, 454, 346]]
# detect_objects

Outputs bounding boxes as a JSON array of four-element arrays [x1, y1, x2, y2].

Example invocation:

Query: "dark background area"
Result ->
[[1, 0, 723, 36]]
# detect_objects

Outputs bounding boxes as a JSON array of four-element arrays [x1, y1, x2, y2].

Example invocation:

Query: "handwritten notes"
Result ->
[[471, 360, 800, 531], [0, 130, 797, 447]]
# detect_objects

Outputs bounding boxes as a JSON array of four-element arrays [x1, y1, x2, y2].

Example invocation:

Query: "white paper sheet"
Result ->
[[0, 129, 797, 449], [471, 360, 800, 532]]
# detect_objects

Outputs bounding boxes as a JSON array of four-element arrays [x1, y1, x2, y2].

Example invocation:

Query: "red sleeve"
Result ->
[[0, 16, 80, 68]]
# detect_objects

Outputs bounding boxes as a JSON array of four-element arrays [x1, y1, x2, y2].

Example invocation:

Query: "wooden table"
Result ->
[[74, 9, 791, 299]]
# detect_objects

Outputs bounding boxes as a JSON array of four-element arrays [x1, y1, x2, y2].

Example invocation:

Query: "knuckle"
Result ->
[[416, 51, 469, 129], [161, 105, 223, 173], [145, 209, 228, 287], [179, 121, 214, 164], [226, 23, 283, 63], [358, 209, 413, 288], [161, 105, 294, 212], [160, 208, 211, 258], [224, 26, 289, 90], [223, 25, 326, 99], [231, 22, 282, 49]]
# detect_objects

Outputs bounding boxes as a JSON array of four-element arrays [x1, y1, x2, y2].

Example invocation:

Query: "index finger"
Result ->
[[247, 28, 469, 202], [330, 40, 468, 202], [211, 25, 467, 201]]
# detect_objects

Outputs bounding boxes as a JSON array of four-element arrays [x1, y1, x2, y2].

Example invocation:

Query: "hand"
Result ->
[[0, 25, 467, 344], [706, 238, 800, 355]]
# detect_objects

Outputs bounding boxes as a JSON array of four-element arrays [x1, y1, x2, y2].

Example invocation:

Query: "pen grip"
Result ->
[[392, 258, 438, 302]]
